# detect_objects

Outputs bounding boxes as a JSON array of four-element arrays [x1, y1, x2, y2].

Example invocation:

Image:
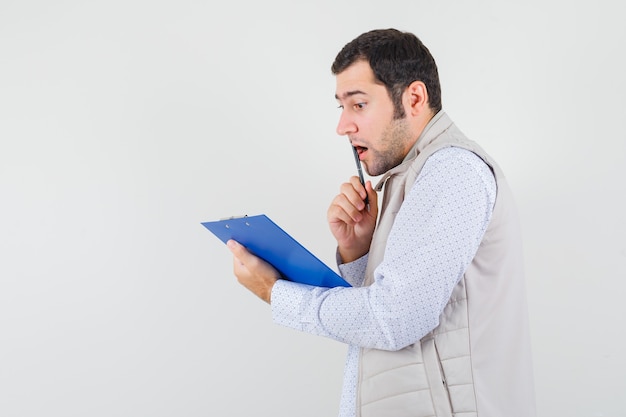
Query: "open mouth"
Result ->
[[354, 146, 368, 158]]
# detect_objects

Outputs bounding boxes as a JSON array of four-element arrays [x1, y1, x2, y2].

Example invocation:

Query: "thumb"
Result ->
[[227, 240, 262, 270], [227, 239, 248, 260]]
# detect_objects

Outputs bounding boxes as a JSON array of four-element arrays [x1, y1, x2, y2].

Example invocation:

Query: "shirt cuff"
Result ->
[[337, 253, 368, 287], [271, 279, 314, 331]]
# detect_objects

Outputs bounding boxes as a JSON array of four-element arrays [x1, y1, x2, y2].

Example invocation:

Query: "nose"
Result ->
[[336, 111, 357, 136]]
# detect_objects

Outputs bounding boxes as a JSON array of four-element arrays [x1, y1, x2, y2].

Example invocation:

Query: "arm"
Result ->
[[272, 148, 496, 350], [227, 175, 377, 302]]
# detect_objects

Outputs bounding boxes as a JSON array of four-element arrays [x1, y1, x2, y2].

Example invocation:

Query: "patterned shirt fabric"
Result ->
[[271, 147, 497, 417]]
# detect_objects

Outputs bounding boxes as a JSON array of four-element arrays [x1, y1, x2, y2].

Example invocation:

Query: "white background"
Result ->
[[1, 1, 624, 416]]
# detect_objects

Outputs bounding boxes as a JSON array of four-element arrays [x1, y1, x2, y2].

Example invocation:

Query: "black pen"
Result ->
[[351, 145, 369, 206]]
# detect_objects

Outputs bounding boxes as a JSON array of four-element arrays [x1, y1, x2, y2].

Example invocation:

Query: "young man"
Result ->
[[227, 29, 536, 417]]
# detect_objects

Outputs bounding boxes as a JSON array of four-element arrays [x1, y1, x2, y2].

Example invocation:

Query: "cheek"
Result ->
[[359, 117, 383, 140], [369, 118, 394, 148]]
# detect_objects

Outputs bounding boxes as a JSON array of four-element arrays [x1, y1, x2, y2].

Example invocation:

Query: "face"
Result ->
[[335, 60, 414, 176]]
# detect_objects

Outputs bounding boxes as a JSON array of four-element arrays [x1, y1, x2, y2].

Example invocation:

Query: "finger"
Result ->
[[226, 240, 247, 275], [226, 239, 245, 258], [339, 180, 367, 212], [228, 239, 277, 273], [226, 240, 257, 267], [349, 175, 369, 202], [329, 192, 363, 223]]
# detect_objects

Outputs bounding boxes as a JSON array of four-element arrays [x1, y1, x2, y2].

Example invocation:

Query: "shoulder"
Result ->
[[411, 147, 496, 208], [428, 146, 487, 168], [423, 146, 494, 184]]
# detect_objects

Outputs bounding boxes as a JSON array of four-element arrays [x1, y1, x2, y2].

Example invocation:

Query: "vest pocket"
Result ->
[[422, 338, 453, 417]]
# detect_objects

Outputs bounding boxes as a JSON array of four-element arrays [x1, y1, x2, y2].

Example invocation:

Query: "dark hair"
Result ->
[[331, 28, 442, 118]]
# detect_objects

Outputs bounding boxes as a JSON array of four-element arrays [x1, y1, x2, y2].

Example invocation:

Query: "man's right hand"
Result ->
[[327, 176, 378, 263]]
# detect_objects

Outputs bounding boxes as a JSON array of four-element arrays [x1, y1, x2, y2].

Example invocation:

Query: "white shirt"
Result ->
[[271, 147, 497, 417]]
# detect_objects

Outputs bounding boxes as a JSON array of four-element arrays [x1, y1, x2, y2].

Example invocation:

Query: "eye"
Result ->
[[354, 102, 366, 110]]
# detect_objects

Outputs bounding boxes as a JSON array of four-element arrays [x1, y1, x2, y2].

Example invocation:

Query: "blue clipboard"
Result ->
[[202, 214, 351, 288]]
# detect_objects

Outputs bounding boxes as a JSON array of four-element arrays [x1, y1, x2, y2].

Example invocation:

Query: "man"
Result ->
[[227, 28, 536, 417]]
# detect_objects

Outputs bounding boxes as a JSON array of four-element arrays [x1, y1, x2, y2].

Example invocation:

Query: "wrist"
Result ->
[[338, 246, 368, 264], [264, 278, 277, 304]]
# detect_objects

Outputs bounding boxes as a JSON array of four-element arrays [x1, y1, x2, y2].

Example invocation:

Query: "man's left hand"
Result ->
[[227, 239, 279, 304]]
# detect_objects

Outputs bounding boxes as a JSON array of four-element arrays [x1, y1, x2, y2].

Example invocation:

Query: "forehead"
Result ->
[[335, 60, 381, 100]]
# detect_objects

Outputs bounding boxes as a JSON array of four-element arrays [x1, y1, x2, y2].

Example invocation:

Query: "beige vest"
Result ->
[[356, 112, 536, 417]]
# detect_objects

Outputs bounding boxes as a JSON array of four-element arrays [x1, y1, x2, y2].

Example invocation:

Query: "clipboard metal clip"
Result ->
[[220, 214, 248, 221]]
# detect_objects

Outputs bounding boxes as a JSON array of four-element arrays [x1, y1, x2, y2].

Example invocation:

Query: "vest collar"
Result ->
[[374, 110, 453, 191]]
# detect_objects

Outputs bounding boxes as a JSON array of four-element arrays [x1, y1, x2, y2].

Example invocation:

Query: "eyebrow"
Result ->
[[334, 90, 367, 101]]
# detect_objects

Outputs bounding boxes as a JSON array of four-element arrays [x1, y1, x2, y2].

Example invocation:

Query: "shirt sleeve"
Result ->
[[271, 147, 496, 351]]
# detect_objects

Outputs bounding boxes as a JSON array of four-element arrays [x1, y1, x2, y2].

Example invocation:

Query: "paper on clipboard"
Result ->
[[201, 214, 351, 288]]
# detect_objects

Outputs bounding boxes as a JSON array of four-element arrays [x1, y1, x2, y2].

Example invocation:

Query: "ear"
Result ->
[[404, 80, 429, 116]]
